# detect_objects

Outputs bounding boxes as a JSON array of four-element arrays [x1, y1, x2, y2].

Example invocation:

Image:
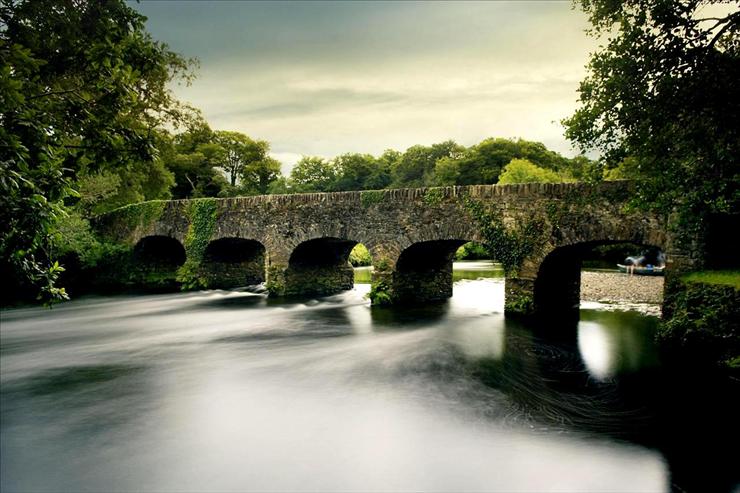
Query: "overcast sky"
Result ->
[[133, 1, 600, 172]]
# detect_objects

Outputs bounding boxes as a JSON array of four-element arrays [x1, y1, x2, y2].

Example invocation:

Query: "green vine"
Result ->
[[368, 279, 393, 305], [265, 265, 286, 295], [461, 196, 545, 276], [367, 255, 394, 304], [374, 256, 391, 272], [422, 188, 445, 207], [360, 190, 385, 208], [177, 199, 219, 290], [505, 292, 534, 315], [116, 200, 167, 230]]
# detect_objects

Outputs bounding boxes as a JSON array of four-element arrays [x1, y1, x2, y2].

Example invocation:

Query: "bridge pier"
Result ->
[[267, 262, 355, 297], [392, 262, 455, 302], [504, 277, 537, 316], [266, 238, 356, 297], [369, 240, 465, 305], [199, 238, 266, 289]]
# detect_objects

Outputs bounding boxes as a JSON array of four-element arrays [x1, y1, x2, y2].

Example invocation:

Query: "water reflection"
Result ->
[[578, 311, 660, 381], [353, 260, 504, 284], [578, 322, 617, 380], [1, 264, 737, 492]]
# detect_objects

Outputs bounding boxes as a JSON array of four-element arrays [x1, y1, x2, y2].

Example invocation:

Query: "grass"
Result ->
[[681, 270, 740, 289]]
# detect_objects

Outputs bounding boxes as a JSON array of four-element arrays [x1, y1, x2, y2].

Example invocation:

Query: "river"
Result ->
[[1, 261, 737, 492]]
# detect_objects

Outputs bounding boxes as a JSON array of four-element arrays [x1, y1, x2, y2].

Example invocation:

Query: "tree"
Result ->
[[1, 0, 195, 302], [156, 121, 228, 199], [563, 0, 740, 233], [497, 159, 567, 185], [73, 129, 177, 213], [392, 140, 465, 188], [289, 156, 338, 192], [332, 153, 390, 191], [266, 176, 292, 195], [434, 138, 586, 186], [165, 147, 227, 199], [240, 155, 282, 195], [435, 139, 514, 186], [213, 131, 270, 187]]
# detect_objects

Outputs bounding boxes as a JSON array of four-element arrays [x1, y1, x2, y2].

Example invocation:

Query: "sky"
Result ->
[[133, 1, 601, 173]]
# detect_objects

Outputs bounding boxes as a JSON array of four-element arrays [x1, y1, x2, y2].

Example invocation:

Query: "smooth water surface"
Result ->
[[1, 264, 737, 492]]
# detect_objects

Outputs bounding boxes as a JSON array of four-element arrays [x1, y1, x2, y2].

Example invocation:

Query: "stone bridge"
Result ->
[[95, 181, 691, 316]]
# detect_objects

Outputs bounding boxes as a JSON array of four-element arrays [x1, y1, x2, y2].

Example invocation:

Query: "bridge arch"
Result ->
[[133, 235, 186, 267], [272, 237, 361, 297], [391, 239, 472, 303], [526, 238, 667, 318], [131, 235, 186, 288], [200, 237, 266, 289]]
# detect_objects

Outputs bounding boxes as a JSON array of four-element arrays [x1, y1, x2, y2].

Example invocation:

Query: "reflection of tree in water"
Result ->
[[467, 316, 739, 493], [578, 309, 661, 379]]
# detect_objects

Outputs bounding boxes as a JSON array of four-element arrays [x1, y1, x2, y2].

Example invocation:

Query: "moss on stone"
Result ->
[[115, 200, 167, 230], [422, 188, 445, 207], [176, 199, 219, 290], [461, 196, 546, 276], [368, 279, 393, 305], [505, 293, 534, 315], [265, 265, 286, 296], [360, 190, 385, 208]]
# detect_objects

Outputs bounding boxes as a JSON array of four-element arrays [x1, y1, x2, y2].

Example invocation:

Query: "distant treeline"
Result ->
[[100, 122, 600, 210]]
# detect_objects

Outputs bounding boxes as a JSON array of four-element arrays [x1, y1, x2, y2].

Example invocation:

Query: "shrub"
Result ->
[[349, 243, 372, 266]]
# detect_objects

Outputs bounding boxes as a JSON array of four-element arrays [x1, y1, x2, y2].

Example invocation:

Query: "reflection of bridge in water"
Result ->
[[95, 182, 691, 317]]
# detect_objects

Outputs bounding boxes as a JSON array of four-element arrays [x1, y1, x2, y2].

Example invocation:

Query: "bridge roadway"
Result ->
[[95, 181, 690, 316]]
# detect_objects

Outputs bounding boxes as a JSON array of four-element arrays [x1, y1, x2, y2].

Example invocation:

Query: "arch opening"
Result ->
[[283, 237, 358, 296], [131, 236, 186, 290], [394, 239, 469, 303], [454, 241, 491, 261], [201, 238, 266, 288], [349, 243, 374, 285], [533, 240, 666, 317], [133, 236, 186, 269], [453, 241, 503, 282], [289, 237, 358, 269]]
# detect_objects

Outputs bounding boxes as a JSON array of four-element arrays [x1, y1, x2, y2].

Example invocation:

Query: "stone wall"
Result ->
[[94, 182, 683, 315], [198, 253, 265, 289]]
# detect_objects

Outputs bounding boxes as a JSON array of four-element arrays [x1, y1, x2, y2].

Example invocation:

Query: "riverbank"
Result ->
[[659, 270, 739, 370], [580, 271, 664, 304]]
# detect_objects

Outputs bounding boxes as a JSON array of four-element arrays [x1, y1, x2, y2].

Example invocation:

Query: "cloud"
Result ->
[[269, 152, 303, 174], [136, 1, 599, 160], [215, 87, 407, 120]]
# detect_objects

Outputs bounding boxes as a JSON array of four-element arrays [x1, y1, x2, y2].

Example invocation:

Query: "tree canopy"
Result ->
[[282, 138, 589, 193], [391, 140, 465, 188], [563, 0, 740, 231], [497, 159, 569, 185], [289, 156, 338, 193], [158, 122, 229, 200], [1, 0, 196, 302], [434, 138, 578, 186]]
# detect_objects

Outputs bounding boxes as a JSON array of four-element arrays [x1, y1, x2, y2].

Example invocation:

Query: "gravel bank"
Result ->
[[580, 271, 664, 304]]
